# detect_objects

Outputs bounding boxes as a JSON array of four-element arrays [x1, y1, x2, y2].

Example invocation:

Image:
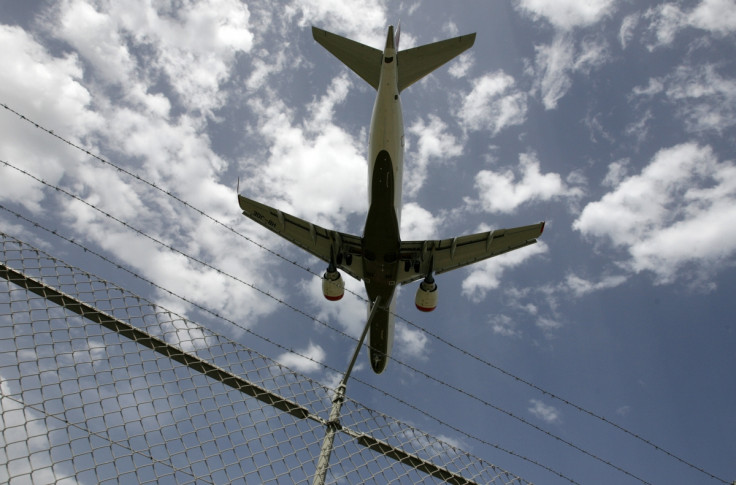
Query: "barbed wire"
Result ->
[[1, 101, 729, 484], [0, 211, 577, 484], [1, 162, 652, 485], [1, 230, 536, 485]]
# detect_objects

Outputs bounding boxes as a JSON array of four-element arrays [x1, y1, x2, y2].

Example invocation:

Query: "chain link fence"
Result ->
[[0, 231, 530, 484]]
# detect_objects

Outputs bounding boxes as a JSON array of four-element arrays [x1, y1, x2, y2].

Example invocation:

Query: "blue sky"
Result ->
[[1, 0, 735, 483]]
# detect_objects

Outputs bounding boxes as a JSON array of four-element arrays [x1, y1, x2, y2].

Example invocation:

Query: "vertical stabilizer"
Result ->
[[312, 27, 383, 90]]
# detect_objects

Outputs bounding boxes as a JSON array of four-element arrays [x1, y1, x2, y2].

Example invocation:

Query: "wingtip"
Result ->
[[540, 221, 545, 235]]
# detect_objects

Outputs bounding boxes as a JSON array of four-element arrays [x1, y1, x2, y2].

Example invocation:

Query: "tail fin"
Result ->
[[312, 27, 382, 89], [312, 26, 476, 92], [397, 33, 476, 91]]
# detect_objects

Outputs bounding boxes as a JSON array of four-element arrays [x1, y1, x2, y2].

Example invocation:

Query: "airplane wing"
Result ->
[[238, 194, 364, 281], [396, 222, 545, 285]]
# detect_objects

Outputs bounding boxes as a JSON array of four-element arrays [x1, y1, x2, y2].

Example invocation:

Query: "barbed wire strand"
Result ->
[[0, 209, 577, 485], [1, 164, 654, 485], [2, 101, 726, 484], [1, 101, 729, 484]]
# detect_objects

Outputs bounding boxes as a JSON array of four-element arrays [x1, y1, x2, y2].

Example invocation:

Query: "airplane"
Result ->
[[238, 25, 545, 374]]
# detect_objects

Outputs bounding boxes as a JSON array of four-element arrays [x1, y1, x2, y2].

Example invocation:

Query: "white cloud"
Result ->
[[0, 2, 289, 329], [574, 37, 609, 73], [405, 114, 464, 197], [631, 78, 665, 97], [665, 65, 736, 133], [689, 0, 736, 34], [1, 0, 374, 336], [602, 159, 630, 187], [619, 13, 640, 49], [395, 323, 429, 361], [533, 35, 574, 110], [462, 241, 548, 302], [52, 0, 254, 115], [643, 4, 687, 49], [277, 341, 326, 374], [246, 75, 367, 230], [632, 64, 736, 135], [442, 21, 460, 38], [53, 0, 136, 83], [400, 202, 444, 240], [60, 196, 281, 324], [489, 314, 522, 338], [467, 152, 583, 214], [489, 272, 626, 342], [457, 72, 527, 134], [528, 398, 561, 423], [532, 34, 609, 110], [246, 50, 289, 91], [644, 0, 736, 49], [290, 0, 387, 46], [448, 52, 474, 79], [536, 316, 562, 333], [514, 1, 614, 109], [574, 143, 736, 285], [624, 110, 653, 144], [564, 273, 628, 297], [0, 25, 100, 212], [516, 0, 615, 31]]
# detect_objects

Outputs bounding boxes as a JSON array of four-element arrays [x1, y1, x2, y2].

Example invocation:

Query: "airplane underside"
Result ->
[[363, 150, 400, 374], [367, 303, 393, 373], [237, 25, 544, 374]]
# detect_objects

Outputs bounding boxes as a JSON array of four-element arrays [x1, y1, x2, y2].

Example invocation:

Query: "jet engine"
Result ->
[[322, 269, 345, 301], [415, 276, 438, 312]]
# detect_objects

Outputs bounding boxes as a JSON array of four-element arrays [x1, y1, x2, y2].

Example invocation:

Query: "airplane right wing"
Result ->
[[238, 194, 364, 281], [396, 222, 545, 285]]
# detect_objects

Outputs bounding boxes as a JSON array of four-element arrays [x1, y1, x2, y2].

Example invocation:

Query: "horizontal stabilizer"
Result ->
[[312, 27, 383, 90], [397, 33, 476, 91]]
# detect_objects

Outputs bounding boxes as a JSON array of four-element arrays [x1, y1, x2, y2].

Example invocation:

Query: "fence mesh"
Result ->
[[0, 231, 530, 484]]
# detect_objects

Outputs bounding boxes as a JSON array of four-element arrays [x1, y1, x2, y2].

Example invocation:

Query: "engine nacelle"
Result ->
[[415, 280, 438, 312], [322, 270, 345, 301]]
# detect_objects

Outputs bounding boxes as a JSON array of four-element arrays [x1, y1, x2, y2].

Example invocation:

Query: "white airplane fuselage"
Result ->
[[363, 27, 402, 373], [238, 26, 543, 375]]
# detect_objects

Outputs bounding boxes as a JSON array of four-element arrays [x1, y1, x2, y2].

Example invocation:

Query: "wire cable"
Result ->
[[1, 164, 654, 485], [2, 102, 730, 484], [0, 207, 577, 484], [0, 103, 714, 480]]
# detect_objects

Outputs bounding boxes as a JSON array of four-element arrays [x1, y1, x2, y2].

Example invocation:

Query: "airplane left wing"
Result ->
[[238, 195, 364, 281], [396, 222, 545, 285]]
